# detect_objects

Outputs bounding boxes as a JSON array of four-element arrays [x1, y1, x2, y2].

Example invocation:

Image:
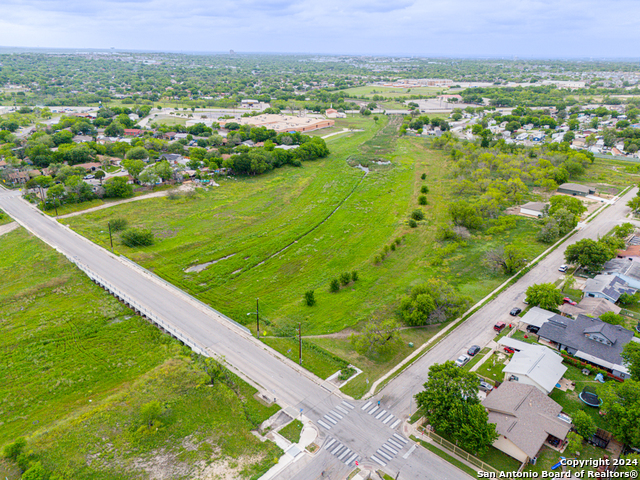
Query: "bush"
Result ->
[[421, 173, 426, 180], [390, 243, 396, 251], [418, 195, 428, 205], [383, 245, 390, 254], [374, 255, 381, 264], [395, 237, 402, 245], [330, 278, 340, 292], [2, 437, 26, 460], [109, 218, 128, 232], [408, 219, 418, 228], [572, 410, 596, 438], [351, 271, 358, 282], [411, 209, 424, 221], [121, 228, 155, 247], [338, 366, 356, 381], [304, 290, 316, 306], [420, 185, 429, 194], [340, 272, 351, 286]]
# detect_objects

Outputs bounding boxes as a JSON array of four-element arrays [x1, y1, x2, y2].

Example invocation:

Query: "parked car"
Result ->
[[558, 265, 568, 272], [526, 325, 540, 334], [494, 321, 506, 333], [455, 354, 470, 367], [563, 297, 577, 306], [510, 307, 522, 316], [467, 345, 481, 356], [479, 381, 494, 392], [503, 346, 516, 354]]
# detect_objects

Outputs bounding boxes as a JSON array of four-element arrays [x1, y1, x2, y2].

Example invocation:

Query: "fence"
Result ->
[[419, 426, 499, 475], [67, 255, 213, 359], [621, 308, 640, 320]]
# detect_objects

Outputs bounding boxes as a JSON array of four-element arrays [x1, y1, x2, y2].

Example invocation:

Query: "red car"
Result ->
[[563, 297, 577, 306], [503, 346, 516, 354], [494, 321, 506, 332]]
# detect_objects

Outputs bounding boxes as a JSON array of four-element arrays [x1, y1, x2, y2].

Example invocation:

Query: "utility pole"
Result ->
[[298, 322, 302, 365], [256, 298, 260, 339], [107, 221, 114, 253]]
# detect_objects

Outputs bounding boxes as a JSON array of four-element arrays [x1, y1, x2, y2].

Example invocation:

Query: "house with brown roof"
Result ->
[[617, 245, 640, 258], [482, 382, 572, 463], [75, 162, 103, 172], [7, 171, 30, 184], [124, 129, 143, 137]]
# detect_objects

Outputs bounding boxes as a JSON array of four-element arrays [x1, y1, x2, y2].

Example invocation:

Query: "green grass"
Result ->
[[278, 419, 303, 444], [475, 352, 510, 383], [44, 198, 105, 216], [548, 362, 611, 431], [338, 85, 443, 98], [0, 208, 12, 226], [523, 443, 607, 475], [511, 330, 538, 344], [0, 228, 282, 479], [410, 436, 477, 477], [463, 347, 491, 371], [260, 337, 346, 380]]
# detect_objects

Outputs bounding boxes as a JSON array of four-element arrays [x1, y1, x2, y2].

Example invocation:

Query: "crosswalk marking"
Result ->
[[338, 448, 351, 460], [324, 414, 338, 425], [382, 443, 398, 455], [393, 433, 409, 444], [371, 454, 386, 466], [403, 444, 417, 459], [390, 418, 401, 429], [375, 409, 387, 419], [317, 419, 331, 430], [324, 439, 336, 450], [376, 449, 392, 461], [329, 409, 343, 419], [342, 401, 355, 409], [387, 438, 403, 450], [368, 405, 379, 415], [335, 405, 349, 415], [383, 414, 394, 424], [361, 401, 372, 410], [331, 444, 343, 455], [345, 453, 358, 465]]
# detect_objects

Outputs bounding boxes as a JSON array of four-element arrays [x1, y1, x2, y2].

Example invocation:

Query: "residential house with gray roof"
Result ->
[[583, 274, 636, 303], [602, 258, 640, 290], [482, 382, 572, 463]]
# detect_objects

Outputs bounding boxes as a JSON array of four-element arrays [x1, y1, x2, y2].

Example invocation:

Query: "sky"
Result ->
[[1, 0, 639, 58]]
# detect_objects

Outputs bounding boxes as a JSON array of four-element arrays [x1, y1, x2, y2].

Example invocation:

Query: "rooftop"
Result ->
[[500, 341, 567, 393], [583, 274, 635, 302], [558, 182, 592, 194], [603, 257, 640, 282]]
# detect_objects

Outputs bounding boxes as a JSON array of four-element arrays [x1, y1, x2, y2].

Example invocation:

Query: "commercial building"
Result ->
[[219, 114, 334, 133], [557, 183, 595, 197]]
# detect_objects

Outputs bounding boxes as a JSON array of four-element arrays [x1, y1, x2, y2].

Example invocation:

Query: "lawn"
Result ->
[[511, 330, 538, 344], [62, 116, 551, 392], [0, 228, 281, 479], [0, 207, 12, 225], [524, 443, 609, 476], [278, 419, 303, 444], [464, 347, 491, 371], [338, 85, 444, 98], [475, 352, 510, 383]]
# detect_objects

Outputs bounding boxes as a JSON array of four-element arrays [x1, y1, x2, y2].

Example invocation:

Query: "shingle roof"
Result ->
[[482, 383, 571, 459], [558, 183, 592, 194], [521, 307, 555, 328], [537, 314, 634, 366], [501, 343, 567, 393], [583, 274, 635, 302], [520, 202, 547, 213], [603, 258, 640, 283]]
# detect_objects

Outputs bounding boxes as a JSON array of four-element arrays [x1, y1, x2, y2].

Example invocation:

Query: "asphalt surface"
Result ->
[[0, 185, 635, 479]]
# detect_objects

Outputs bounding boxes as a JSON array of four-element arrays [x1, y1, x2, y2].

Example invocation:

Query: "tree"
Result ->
[[599, 311, 625, 325], [350, 318, 400, 355], [628, 196, 640, 214], [400, 279, 470, 326], [536, 217, 560, 243], [121, 158, 145, 180], [340, 272, 351, 286], [139, 168, 160, 185], [599, 380, 640, 447], [565, 238, 617, 272], [525, 283, 564, 310], [562, 274, 576, 292], [94, 169, 105, 184], [619, 292, 640, 307], [121, 228, 154, 247], [155, 160, 173, 181], [613, 222, 635, 239], [411, 209, 424, 221], [125, 146, 149, 160], [304, 290, 316, 306], [104, 176, 133, 198], [551, 208, 578, 235], [549, 195, 586, 217], [484, 245, 527, 275], [622, 341, 640, 381], [329, 278, 340, 293], [572, 410, 596, 439], [21, 462, 48, 480], [449, 202, 482, 229], [418, 195, 428, 205], [140, 400, 162, 427], [415, 362, 498, 455], [565, 432, 584, 457]]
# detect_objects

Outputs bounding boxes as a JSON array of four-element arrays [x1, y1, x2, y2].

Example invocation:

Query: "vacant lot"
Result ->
[[0, 228, 280, 479], [339, 85, 444, 98]]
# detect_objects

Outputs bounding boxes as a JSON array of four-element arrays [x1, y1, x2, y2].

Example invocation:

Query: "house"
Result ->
[[75, 162, 103, 172], [498, 339, 567, 394], [163, 132, 177, 140], [519, 201, 547, 217], [583, 274, 636, 303], [7, 171, 30, 184], [0, 160, 7, 169], [520, 307, 557, 330], [602, 257, 640, 289], [482, 382, 572, 463], [124, 129, 143, 137], [560, 297, 621, 318], [158, 153, 183, 164], [617, 245, 640, 258], [537, 314, 636, 379], [557, 183, 595, 197], [174, 133, 188, 140]]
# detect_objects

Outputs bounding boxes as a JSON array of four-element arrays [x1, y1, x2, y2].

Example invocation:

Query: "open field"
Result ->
[[62, 118, 555, 391], [0, 208, 12, 226], [0, 228, 281, 479], [339, 85, 445, 98]]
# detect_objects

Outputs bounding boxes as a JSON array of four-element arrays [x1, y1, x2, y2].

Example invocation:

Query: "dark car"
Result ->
[[468, 345, 481, 356], [494, 321, 506, 333], [526, 325, 540, 334], [510, 307, 522, 316]]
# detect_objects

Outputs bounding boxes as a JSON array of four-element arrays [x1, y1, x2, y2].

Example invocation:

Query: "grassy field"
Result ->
[[339, 85, 444, 98], [278, 419, 303, 444], [0, 228, 281, 479], [61, 116, 553, 394], [475, 351, 510, 383], [0, 208, 12, 226]]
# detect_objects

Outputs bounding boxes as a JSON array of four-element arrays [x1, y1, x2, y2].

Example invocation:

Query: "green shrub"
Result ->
[[390, 243, 396, 251], [121, 228, 155, 247], [383, 245, 390, 254], [330, 278, 340, 292], [395, 237, 402, 245], [304, 290, 316, 306], [2, 437, 26, 460], [109, 218, 128, 232], [420, 185, 429, 194], [338, 366, 356, 381], [421, 173, 426, 180], [351, 271, 358, 281], [408, 219, 418, 228], [374, 255, 381, 264], [411, 209, 424, 221], [340, 272, 351, 286], [418, 195, 428, 205]]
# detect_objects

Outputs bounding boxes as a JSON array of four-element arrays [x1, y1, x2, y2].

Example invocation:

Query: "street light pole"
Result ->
[[107, 221, 114, 253], [298, 322, 302, 365], [256, 298, 260, 339]]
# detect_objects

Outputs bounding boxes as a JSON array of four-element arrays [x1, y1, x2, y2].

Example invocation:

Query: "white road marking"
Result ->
[[342, 401, 355, 409], [371, 455, 386, 466], [361, 401, 372, 410], [375, 409, 387, 419], [324, 438, 336, 449], [393, 433, 408, 444], [317, 420, 331, 429], [335, 405, 349, 415], [382, 443, 398, 455], [368, 406, 379, 415], [403, 444, 418, 459], [324, 414, 338, 425], [387, 439, 404, 450], [345, 453, 358, 465], [376, 449, 392, 461], [383, 414, 394, 424], [390, 419, 401, 429], [330, 409, 343, 419]]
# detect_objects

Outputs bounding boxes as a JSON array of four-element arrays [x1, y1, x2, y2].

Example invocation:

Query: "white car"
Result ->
[[455, 354, 470, 367], [558, 265, 568, 272]]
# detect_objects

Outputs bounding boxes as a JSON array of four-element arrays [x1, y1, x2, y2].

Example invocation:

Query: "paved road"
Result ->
[[380, 188, 637, 418], [0, 188, 462, 479]]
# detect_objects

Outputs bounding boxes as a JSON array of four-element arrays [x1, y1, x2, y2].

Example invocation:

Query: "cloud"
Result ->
[[0, 0, 639, 57]]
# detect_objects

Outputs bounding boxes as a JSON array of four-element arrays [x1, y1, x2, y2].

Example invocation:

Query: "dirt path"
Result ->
[[0, 222, 18, 237], [56, 191, 170, 218], [321, 128, 363, 139]]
